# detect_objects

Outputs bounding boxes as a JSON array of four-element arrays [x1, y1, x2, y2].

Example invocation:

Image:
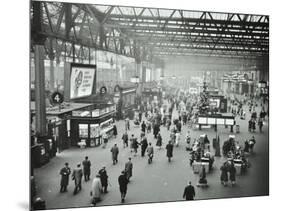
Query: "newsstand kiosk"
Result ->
[[63, 63, 117, 148]]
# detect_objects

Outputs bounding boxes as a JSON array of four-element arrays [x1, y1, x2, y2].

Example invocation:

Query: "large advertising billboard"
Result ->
[[70, 64, 96, 99]]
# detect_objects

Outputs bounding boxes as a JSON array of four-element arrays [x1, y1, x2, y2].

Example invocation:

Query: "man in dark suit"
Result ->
[[72, 163, 83, 195], [124, 157, 133, 181], [166, 141, 174, 162], [183, 181, 196, 200], [82, 156, 91, 182], [118, 171, 129, 203]]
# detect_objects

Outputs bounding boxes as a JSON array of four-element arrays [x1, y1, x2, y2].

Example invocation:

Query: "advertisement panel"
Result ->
[[70, 64, 96, 99]]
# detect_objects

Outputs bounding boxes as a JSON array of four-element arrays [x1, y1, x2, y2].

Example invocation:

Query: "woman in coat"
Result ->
[[113, 125, 118, 138], [91, 174, 102, 206], [220, 163, 228, 186], [156, 133, 162, 149], [166, 141, 174, 162], [132, 138, 139, 156], [122, 132, 128, 148], [140, 136, 148, 157]]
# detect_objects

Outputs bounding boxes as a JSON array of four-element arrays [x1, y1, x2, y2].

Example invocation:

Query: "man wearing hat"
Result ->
[[72, 163, 83, 195], [82, 156, 91, 182], [124, 157, 133, 181], [59, 162, 71, 193], [110, 144, 119, 165], [183, 181, 196, 200], [118, 171, 129, 203], [98, 166, 109, 193]]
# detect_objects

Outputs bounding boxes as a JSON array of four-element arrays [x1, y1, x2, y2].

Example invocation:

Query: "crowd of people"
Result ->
[[55, 89, 268, 206]]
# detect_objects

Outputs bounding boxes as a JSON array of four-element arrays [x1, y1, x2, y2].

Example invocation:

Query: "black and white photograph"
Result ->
[[28, 0, 271, 210]]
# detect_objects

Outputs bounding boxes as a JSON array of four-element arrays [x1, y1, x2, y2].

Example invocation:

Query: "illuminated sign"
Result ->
[[70, 64, 96, 99]]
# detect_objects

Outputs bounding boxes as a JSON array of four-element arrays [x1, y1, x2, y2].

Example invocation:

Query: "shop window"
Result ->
[[79, 124, 88, 138], [100, 118, 114, 134], [90, 124, 100, 138]]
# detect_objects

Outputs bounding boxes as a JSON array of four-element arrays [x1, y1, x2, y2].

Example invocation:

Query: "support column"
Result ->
[[49, 53, 55, 92], [239, 82, 242, 95], [135, 57, 142, 95], [32, 1, 47, 136], [34, 45, 47, 136]]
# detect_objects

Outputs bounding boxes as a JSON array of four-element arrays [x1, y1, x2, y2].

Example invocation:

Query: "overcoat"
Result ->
[[72, 167, 83, 185], [125, 161, 133, 178], [91, 177, 102, 198], [166, 143, 173, 158], [118, 174, 128, 192], [111, 146, 119, 160], [82, 160, 91, 175], [156, 135, 162, 146], [98, 169, 108, 186], [60, 167, 71, 186], [183, 185, 195, 200]]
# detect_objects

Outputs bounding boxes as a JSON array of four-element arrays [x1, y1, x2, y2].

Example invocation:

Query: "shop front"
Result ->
[[113, 85, 137, 120], [69, 103, 116, 147], [142, 87, 162, 105]]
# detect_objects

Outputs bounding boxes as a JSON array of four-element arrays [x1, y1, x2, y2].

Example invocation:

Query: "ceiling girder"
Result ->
[[33, 1, 269, 61]]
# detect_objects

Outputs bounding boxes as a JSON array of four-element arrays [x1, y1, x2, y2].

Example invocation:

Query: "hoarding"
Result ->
[[70, 64, 96, 99]]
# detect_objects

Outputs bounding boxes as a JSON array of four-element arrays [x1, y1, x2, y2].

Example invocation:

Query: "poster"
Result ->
[[70, 64, 96, 99]]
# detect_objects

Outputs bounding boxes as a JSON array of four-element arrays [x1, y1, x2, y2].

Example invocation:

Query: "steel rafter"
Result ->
[[32, 1, 269, 62]]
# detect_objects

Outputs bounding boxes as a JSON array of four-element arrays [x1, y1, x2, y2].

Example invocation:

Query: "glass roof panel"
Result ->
[[94, 5, 109, 13]]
